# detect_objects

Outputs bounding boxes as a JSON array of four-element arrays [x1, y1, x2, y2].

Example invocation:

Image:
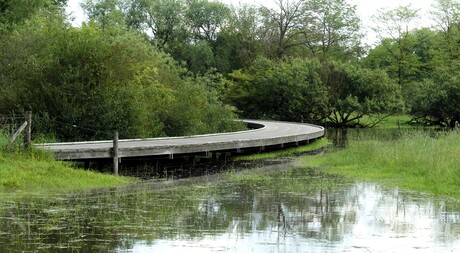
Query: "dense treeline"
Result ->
[[365, 0, 460, 127], [0, 0, 243, 141], [0, 0, 459, 141]]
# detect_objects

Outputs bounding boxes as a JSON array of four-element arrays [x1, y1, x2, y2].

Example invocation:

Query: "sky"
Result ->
[[65, 0, 437, 45]]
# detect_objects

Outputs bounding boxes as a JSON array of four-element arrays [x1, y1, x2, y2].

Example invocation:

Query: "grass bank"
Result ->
[[301, 130, 460, 199], [0, 133, 135, 194], [0, 149, 135, 194]]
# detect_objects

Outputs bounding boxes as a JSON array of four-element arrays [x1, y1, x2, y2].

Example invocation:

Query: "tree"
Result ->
[[430, 0, 460, 61], [0, 13, 242, 141], [409, 63, 460, 127], [301, 0, 363, 60], [371, 5, 420, 85], [322, 61, 402, 127], [81, 0, 128, 29], [225, 57, 329, 123], [185, 0, 231, 42], [0, 0, 66, 29], [258, 0, 304, 58], [125, 0, 186, 47], [364, 34, 421, 84], [214, 4, 263, 73]]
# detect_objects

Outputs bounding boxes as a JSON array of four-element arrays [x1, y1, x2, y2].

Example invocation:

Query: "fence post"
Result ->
[[113, 131, 119, 176], [23, 111, 32, 148]]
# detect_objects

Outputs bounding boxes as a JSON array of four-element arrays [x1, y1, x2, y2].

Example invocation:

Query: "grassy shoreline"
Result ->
[[233, 138, 330, 161], [301, 130, 460, 200], [0, 148, 135, 194], [0, 136, 330, 194]]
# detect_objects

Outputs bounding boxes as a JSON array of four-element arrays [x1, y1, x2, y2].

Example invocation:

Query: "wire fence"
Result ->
[[0, 114, 26, 139], [1, 112, 118, 145]]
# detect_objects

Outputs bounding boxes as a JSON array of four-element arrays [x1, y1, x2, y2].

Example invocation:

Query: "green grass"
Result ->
[[353, 114, 413, 128], [301, 130, 460, 199], [0, 149, 135, 194], [374, 114, 413, 128], [233, 138, 330, 161], [0, 130, 135, 194]]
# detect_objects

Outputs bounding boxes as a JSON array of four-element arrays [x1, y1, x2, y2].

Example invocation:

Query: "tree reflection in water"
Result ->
[[0, 168, 459, 252]]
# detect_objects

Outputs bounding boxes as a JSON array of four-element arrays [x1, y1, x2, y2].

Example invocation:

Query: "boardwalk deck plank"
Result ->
[[35, 120, 324, 160]]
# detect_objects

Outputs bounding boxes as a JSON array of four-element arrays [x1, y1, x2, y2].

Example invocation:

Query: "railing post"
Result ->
[[24, 111, 32, 148], [113, 131, 119, 176]]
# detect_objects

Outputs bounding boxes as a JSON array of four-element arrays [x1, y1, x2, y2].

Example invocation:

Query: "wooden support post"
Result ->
[[113, 131, 119, 176], [24, 111, 32, 148]]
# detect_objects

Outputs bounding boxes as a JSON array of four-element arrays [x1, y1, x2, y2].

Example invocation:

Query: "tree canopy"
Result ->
[[0, 5, 242, 141], [1, 0, 459, 141]]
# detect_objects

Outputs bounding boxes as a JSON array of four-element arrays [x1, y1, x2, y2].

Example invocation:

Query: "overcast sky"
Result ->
[[65, 0, 437, 45]]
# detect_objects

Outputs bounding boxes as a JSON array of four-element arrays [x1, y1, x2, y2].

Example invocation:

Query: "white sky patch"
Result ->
[[65, 0, 86, 26]]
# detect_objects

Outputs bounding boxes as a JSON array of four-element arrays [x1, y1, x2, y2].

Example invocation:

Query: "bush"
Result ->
[[225, 57, 329, 123], [0, 13, 242, 141]]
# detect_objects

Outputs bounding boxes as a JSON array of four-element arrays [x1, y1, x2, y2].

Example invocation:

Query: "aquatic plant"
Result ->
[[303, 130, 460, 199]]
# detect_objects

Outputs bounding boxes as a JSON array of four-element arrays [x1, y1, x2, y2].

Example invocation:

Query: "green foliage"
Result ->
[[81, 0, 127, 29], [0, 0, 64, 29], [409, 64, 460, 127], [303, 130, 460, 198], [364, 28, 443, 89], [365, 2, 460, 127], [256, 0, 362, 59], [0, 132, 134, 193], [125, 0, 186, 47], [322, 61, 402, 127], [0, 12, 243, 141], [214, 5, 262, 73], [185, 0, 230, 42], [301, 0, 363, 60], [226, 57, 401, 126], [430, 0, 460, 61], [225, 57, 329, 123]]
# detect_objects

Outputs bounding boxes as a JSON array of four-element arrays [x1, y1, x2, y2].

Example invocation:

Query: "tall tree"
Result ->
[[81, 0, 128, 29], [215, 4, 263, 73], [126, 0, 186, 47], [185, 0, 231, 42], [225, 57, 329, 123], [258, 0, 362, 60], [321, 61, 402, 127], [301, 0, 362, 60], [430, 0, 460, 61], [0, 0, 66, 29], [371, 5, 420, 85], [259, 0, 304, 58]]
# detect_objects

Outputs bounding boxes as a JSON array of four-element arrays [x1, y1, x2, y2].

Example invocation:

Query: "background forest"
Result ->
[[1, 0, 459, 141]]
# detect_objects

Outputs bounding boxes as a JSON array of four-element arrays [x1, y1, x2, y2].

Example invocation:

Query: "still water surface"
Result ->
[[1, 165, 459, 252]]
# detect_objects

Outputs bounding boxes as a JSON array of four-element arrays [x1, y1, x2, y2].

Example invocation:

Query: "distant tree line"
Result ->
[[0, 0, 459, 141]]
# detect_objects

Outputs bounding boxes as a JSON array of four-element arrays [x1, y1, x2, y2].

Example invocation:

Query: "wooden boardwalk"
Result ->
[[35, 120, 324, 161]]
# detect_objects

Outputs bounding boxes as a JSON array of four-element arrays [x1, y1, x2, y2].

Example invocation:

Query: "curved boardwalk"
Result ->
[[36, 120, 324, 161]]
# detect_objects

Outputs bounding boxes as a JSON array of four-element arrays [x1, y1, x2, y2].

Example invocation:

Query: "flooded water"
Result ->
[[1, 166, 459, 252]]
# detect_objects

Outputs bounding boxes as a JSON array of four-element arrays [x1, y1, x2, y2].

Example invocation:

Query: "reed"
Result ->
[[302, 130, 460, 199]]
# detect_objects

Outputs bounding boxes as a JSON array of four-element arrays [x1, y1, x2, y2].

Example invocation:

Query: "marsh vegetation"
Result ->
[[305, 128, 460, 200], [1, 162, 459, 252], [1, 0, 460, 251]]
